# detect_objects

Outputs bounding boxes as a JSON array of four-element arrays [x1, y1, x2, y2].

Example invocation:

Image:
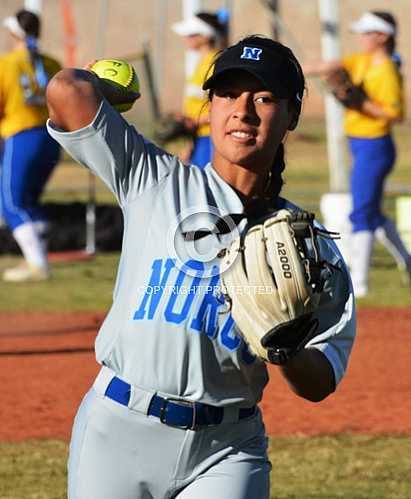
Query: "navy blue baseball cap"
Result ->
[[203, 36, 304, 104]]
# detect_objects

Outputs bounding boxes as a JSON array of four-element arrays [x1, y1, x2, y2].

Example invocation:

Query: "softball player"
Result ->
[[304, 11, 411, 297], [171, 11, 228, 168], [47, 36, 355, 499], [0, 9, 61, 282]]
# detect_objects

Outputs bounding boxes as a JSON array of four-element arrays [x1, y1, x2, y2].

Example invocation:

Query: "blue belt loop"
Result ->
[[105, 376, 131, 406], [104, 376, 256, 430]]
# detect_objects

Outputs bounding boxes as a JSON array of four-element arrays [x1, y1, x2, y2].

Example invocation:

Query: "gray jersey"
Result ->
[[47, 101, 355, 407]]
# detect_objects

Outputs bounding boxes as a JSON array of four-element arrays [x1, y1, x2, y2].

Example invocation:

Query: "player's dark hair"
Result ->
[[263, 37, 304, 198], [371, 11, 397, 55], [206, 36, 304, 199], [270, 143, 286, 199], [196, 11, 229, 48], [16, 10, 49, 94], [16, 9, 41, 38]]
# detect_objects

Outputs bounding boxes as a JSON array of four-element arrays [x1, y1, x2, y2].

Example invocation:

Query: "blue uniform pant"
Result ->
[[348, 135, 395, 233], [190, 135, 213, 170], [0, 126, 60, 231]]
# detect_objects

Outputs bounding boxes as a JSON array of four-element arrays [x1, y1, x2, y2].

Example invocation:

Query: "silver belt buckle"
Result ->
[[159, 397, 197, 430]]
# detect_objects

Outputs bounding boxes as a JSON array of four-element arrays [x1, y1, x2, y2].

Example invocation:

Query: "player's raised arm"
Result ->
[[47, 63, 140, 131], [46, 68, 103, 131], [46, 59, 176, 207]]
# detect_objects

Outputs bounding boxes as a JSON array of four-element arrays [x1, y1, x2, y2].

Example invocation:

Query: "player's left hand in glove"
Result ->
[[220, 209, 338, 365], [325, 68, 368, 111]]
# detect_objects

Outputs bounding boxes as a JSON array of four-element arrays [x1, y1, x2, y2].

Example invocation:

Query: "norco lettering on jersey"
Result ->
[[133, 258, 255, 361], [276, 242, 292, 278]]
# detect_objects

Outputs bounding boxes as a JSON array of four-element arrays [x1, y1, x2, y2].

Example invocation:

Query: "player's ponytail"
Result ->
[[25, 35, 49, 91], [372, 11, 397, 57], [196, 11, 229, 49], [269, 143, 286, 199], [371, 11, 402, 71], [269, 46, 305, 200], [15, 10, 49, 102]]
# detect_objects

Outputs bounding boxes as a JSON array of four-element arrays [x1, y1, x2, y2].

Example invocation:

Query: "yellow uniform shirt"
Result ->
[[342, 52, 404, 138], [183, 50, 217, 138], [0, 47, 61, 139]]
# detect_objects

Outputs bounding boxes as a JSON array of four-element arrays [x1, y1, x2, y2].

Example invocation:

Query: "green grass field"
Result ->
[[1, 436, 411, 499], [1, 118, 411, 498]]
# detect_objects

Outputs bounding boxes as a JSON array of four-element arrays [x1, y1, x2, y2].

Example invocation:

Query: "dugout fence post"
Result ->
[[142, 43, 161, 121], [318, 0, 352, 263], [85, 177, 96, 255], [85, 0, 109, 255]]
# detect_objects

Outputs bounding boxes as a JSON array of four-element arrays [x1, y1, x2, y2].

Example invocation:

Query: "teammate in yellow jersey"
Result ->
[[171, 11, 229, 168], [0, 9, 61, 282], [304, 10, 411, 297]]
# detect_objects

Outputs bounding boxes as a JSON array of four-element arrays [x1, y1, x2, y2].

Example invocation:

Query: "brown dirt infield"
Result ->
[[0, 308, 410, 442]]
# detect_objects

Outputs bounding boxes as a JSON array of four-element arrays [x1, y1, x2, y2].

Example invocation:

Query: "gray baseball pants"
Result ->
[[67, 368, 271, 499]]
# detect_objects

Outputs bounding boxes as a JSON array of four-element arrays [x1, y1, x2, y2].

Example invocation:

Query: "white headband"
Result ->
[[2, 16, 26, 39], [350, 12, 395, 36], [172, 16, 218, 39]]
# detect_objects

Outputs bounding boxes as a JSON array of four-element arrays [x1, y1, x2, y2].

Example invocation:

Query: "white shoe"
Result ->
[[399, 262, 411, 287], [2, 262, 49, 282], [350, 231, 374, 299]]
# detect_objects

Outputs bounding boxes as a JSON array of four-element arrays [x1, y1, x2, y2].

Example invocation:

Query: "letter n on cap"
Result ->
[[240, 47, 262, 61]]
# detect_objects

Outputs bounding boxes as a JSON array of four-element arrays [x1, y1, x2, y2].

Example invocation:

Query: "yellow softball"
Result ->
[[90, 59, 140, 112]]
